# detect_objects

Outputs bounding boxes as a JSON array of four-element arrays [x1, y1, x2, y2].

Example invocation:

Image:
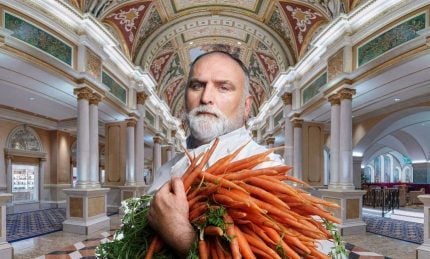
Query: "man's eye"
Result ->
[[189, 83, 203, 89]]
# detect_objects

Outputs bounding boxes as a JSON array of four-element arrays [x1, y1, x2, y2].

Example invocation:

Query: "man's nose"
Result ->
[[200, 84, 215, 105]]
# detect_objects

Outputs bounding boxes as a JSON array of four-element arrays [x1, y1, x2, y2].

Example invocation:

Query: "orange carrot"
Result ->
[[204, 226, 224, 236], [144, 235, 162, 259], [224, 214, 240, 259], [234, 226, 256, 259], [199, 239, 209, 259]]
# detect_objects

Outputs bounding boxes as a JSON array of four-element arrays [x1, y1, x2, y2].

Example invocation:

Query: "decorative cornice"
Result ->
[[136, 92, 148, 105], [73, 87, 92, 100], [328, 94, 341, 106], [338, 88, 356, 100], [281, 92, 292, 105], [89, 92, 103, 105]]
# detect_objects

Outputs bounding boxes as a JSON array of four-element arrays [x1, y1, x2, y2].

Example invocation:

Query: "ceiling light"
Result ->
[[394, 98, 400, 102], [28, 97, 35, 101], [237, 41, 241, 45], [189, 42, 193, 45]]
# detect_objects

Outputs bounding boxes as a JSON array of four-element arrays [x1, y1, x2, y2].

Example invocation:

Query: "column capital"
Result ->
[[6, 155, 13, 160], [291, 117, 303, 128], [40, 157, 47, 162], [338, 88, 356, 100], [89, 92, 103, 105], [153, 134, 162, 144], [126, 118, 137, 127], [281, 92, 292, 105], [328, 93, 341, 105], [74, 87, 92, 100], [265, 136, 275, 145], [136, 92, 148, 105]]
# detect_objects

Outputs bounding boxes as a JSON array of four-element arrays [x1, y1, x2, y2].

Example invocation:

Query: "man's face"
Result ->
[[185, 53, 252, 143]]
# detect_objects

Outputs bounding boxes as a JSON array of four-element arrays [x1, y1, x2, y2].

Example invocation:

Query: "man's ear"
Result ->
[[244, 96, 253, 119]]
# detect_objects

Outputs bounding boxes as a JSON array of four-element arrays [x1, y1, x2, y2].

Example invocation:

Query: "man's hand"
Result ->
[[148, 177, 196, 256]]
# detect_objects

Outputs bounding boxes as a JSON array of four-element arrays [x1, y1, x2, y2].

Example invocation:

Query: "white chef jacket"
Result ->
[[147, 127, 283, 194]]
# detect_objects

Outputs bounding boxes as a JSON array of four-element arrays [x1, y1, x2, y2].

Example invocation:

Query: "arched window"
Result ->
[[5, 125, 45, 204], [6, 125, 43, 152]]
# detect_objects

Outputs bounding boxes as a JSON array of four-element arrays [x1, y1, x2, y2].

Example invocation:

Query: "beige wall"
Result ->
[[105, 121, 126, 185], [302, 122, 325, 186], [49, 130, 71, 184]]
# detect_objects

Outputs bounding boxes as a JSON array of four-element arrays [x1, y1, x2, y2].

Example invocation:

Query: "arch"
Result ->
[[364, 164, 375, 183], [354, 107, 430, 155], [6, 125, 44, 152], [135, 13, 293, 71]]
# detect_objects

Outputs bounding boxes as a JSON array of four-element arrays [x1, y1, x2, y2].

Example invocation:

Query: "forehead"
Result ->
[[191, 53, 245, 77]]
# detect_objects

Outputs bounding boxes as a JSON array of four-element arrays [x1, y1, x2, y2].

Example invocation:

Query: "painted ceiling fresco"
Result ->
[[67, 0, 364, 119]]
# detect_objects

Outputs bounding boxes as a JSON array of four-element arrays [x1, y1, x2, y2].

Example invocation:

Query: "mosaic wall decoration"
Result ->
[[150, 51, 174, 82], [85, 48, 102, 79], [279, 2, 327, 56], [267, 5, 296, 58], [4, 12, 72, 65], [302, 72, 327, 104], [134, 5, 163, 57], [171, 0, 262, 14], [328, 48, 343, 81], [357, 13, 426, 66], [102, 71, 127, 104], [255, 51, 279, 83], [103, 2, 152, 56], [159, 54, 184, 94], [164, 77, 184, 107]]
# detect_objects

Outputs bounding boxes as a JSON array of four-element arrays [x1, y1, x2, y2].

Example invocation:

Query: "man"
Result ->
[[147, 51, 282, 256]]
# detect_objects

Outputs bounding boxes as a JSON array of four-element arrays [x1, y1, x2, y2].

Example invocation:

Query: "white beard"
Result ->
[[186, 104, 244, 143]]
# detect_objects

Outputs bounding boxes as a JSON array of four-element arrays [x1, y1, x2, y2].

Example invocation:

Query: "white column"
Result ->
[[126, 118, 137, 186], [417, 195, 430, 258], [328, 94, 340, 189], [74, 87, 92, 188], [292, 117, 303, 180], [282, 93, 293, 166], [135, 92, 147, 185], [153, 134, 162, 175], [338, 88, 356, 189], [89, 93, 102, 188]]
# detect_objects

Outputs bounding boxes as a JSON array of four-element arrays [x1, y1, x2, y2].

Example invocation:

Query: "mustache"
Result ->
[[188, 105, 225, 119]]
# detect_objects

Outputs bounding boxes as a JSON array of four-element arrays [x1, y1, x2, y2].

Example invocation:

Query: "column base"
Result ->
[[63, 188, 110, 235], [0, 242, 13, 259], [417, 244, 430, 259], [318, 189, 366, 236], [63, 215, 110, 235], [119, 185, 149, 201]]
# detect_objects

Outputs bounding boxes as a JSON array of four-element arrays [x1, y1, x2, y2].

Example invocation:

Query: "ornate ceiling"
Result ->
[[66, 0, 364, 118]]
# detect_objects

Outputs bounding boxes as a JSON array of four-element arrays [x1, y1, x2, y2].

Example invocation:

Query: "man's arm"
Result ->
[[147, 177, 196, 256]]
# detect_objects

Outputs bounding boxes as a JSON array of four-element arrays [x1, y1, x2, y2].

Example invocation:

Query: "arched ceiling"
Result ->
[[66, 0, 364, 118]]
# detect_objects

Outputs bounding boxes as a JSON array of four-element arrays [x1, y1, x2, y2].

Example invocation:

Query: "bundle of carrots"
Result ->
[[145, 139, 340, 259]]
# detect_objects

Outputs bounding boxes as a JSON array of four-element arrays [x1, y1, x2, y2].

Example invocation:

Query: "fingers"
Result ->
[[171, 177, 187, 199]]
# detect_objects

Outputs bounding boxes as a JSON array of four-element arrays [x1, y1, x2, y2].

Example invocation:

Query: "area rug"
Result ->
[[363, 214, 423, 244], [7, 208, 66, 242]]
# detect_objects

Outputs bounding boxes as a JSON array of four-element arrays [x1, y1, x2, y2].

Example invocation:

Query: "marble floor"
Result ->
[[11, 214, 419, 259]]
